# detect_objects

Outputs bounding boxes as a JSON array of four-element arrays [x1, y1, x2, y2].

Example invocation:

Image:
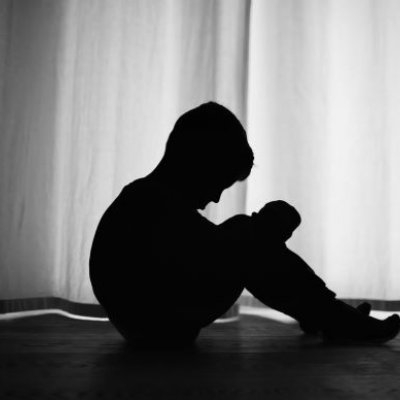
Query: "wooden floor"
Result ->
[[1, 314, 399, 400]]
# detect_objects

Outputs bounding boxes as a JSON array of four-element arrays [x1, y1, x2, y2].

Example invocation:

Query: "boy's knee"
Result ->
[[252, 200, 301, 241]]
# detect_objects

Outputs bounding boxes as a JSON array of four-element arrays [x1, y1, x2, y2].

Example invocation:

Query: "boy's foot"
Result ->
[[299, 302, 371, 335], [321, 301, 400, 344], [354, 301, 372, 316]]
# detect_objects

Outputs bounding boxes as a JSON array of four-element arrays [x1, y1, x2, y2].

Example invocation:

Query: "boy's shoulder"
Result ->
[[117, 177, 192, 222], [121, 177, 176, 208]]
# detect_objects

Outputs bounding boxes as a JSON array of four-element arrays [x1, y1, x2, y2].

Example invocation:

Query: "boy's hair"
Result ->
[[164, 102, 254, 181]]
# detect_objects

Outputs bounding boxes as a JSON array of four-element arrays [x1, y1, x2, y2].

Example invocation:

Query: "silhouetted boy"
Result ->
[[90, 102, 399, 346]]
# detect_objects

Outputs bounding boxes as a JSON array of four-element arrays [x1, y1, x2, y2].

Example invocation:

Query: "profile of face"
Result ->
[[160, 103, 254, 209], [191, 171, 239, 210]]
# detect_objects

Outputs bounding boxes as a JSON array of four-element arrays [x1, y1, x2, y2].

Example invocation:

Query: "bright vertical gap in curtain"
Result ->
[[246, 0, 400, 303]]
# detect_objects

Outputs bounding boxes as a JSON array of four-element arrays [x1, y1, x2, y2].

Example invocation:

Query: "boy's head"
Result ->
[[162, 102, 254, 208]]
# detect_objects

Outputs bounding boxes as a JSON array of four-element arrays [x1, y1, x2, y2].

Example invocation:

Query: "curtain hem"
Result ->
[[0, 297, 107, 317], [0, 297, 399, 317], [0, 297, 241, 319]]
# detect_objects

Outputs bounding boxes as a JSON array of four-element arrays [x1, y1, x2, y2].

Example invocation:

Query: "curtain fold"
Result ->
[[1, 0, 399, 313]]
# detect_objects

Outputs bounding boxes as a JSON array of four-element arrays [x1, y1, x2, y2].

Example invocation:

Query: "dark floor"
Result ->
[[0, 314, 399, 400]]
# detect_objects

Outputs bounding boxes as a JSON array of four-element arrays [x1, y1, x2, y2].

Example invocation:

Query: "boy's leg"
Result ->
[[218, 213, 335, 326], [244, 242, 400, 343], [244, 242, 336, 325]]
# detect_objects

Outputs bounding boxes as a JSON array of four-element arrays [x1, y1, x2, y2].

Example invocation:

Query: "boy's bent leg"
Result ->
[[245, 242, 400, 343], [219, 212, 334, 324], [244, 242, 336, 326]]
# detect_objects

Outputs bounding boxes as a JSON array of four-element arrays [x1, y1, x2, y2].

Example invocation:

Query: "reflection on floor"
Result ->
[[0, 313, 399, 399], [239, 305, 400, 323]]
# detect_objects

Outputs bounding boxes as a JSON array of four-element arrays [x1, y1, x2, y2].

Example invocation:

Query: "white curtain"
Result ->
[[0, 0, 399, 310], [0, 0, 250, 305], [247, 0, 400, 301]]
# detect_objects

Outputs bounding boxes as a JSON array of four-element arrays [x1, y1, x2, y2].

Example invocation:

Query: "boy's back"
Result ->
[[89, 175, 241, 341]]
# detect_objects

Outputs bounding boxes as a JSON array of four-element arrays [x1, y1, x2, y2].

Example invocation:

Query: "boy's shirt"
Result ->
[[89, 177, 252, 311]]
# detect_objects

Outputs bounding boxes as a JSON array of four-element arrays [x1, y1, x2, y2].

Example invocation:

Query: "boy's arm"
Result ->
[[216, 200, 301, 245]]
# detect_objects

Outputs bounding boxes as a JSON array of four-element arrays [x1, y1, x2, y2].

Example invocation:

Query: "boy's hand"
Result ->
[[252, 200, 301, 242]]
